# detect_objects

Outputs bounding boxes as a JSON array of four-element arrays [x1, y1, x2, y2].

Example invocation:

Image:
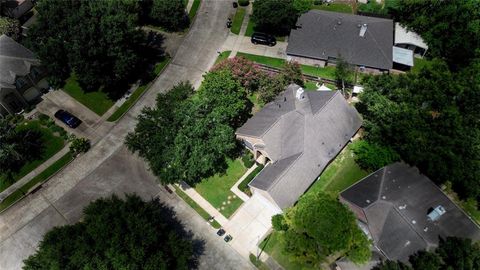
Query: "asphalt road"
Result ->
[[0, 1, 253, 269]]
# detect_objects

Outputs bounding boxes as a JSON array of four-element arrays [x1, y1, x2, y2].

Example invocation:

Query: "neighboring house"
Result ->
[[340, 162, 480, 263], [394, 23, 428, 58], [0, 0, 34, 20], [0, 34, 48, 116], [287, 10, 393, 73], [236, 84, 362, 210]]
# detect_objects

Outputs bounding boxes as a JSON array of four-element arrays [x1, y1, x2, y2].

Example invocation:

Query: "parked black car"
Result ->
[[217, 229, 226, 236], [54, 109, 82, 128], [224, 234, 233, 242], [251, 32, 276, 46]]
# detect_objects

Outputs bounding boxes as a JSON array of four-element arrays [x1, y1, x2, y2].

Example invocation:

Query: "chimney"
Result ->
[[295, 87, 305, 101], [359, 23, 367, 37]]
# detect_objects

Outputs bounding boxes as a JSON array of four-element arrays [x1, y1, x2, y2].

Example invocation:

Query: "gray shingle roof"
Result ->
[[287, 10, 393, 70], [341, 162, 480, 262], [238, 85, 362, 209], [0, 34, 39, 89]]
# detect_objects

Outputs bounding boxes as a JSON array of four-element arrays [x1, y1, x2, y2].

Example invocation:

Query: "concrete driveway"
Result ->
[[223, 194, 282, 258], [36, 91, 102, 142], [222, 34, 288, 59], [0, 1, 250, 269]]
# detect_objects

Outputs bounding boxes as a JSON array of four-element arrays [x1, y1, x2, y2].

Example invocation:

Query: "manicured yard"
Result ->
[[194, 159, 247, 218], [236, 52, 337, 80], [175, 188, 221, 229], [215, 51, 231, 64], [188, 0, 201, 22], [238, 164, 264, 196], [237, 52, 286, 68], [308, 144, 370, 195], [231, 7, 246, 35], [0, 120, 65, 192], [0, 152, 73, 212], [260, 232, 314, 270], [311, 3, 353, 13], [63, 75, 114, 116], [107, 56, 171, 122]]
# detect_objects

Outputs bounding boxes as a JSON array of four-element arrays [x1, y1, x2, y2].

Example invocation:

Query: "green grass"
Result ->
[[311, 3, 353, 13], [237, 52, 286, 68], [107, 57, 171, 122], [194, 159, 247, 218], [215, 51, 231, 65], [249, 254, 270, 270], [238, 164, 264, 196], [231, 7, 246, 35], [188, 0, 201, 22], [300, 64, 336, 80], [0, 152, 73, 212], [0, 121, 65, 192], [175, 188, 221, 229], [260, 232, 314, 270], [248, 92, 263, 112], [62, 75, 114, 116], [236, 52, 337, 80], [307, 144, 370, 195]]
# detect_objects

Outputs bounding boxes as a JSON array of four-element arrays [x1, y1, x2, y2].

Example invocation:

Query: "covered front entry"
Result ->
[[223, 194, 282, 257]]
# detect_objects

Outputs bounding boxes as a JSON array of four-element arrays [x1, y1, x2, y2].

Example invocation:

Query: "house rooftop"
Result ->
[[340, 162, 480, 262], [287, 10, 393, 70], [237, 84, 362, 209]]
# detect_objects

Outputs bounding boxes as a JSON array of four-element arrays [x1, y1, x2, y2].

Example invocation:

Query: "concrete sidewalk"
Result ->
[[230, 164, 257, 202], [176, 181, 229, 226], [0, 146, 71, 203]]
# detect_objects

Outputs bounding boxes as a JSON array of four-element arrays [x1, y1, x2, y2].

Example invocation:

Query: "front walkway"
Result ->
[[230, 164, 257, 202]]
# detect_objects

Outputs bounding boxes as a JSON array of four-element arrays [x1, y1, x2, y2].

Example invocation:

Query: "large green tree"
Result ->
[[390, 0, 480, 70], [275, 192, 371, 266], [251, 0, 298, 35], [149, 0, 188, 31], [0, 118, 43, 182], [26, 0, 143, 94], [23, 194, 197, 270], [126, 71, 252, 185], [0, 17, 20, 40], [356, 59, 480, 201]]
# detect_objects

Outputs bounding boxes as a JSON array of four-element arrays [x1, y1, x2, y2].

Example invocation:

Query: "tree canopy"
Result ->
[[0, 118, 43, 182], [356, 58, 480, 202], [252, 0, 298, 36], [274, 192, 371, 266], [126, 72, 252, 185], [23, 194, 198, 270], [149, 0, 189, 31], [390, 0, 480, 70], [26, 0, 145, 95]]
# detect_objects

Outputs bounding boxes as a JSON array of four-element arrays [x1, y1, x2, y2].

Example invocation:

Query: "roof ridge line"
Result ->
[[266, 152, 303, 192], [366, 29, 391, 68], [313, 91, 339, 115]]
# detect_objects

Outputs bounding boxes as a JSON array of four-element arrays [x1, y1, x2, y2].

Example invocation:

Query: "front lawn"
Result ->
[[311, 3, 353, 13], [0, 120, 65, 192], [215, 51, 231, 65], [307, 144, 370, 195], [231, 7, 246, 34], [175, 188, 221, 229], [188, 0, 201, 22], [0, 152, 73, 212], [63, 75, 114, 116], [260, 232, 314, 270], [194, 158, 247, 218]]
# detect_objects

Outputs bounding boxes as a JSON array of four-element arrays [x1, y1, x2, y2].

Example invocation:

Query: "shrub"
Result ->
[[238, 0, 249, 7], [211, 57, 264, 93], [238, 164, 264, 195], [242, 151, 255, 168], [272, 214, 288, 231], [69, 137, 91, 155], [351, 140, 400, 171]]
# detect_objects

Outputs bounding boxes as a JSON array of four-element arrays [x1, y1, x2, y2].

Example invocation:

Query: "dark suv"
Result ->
[[54, 109, 82, 128], [251, 32, 276, 46]]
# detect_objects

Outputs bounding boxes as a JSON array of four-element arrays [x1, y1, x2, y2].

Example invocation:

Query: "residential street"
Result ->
[[0, 1, 253, 269]]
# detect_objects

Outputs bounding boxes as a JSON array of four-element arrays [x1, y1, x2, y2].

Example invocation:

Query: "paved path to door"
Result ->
[[0, 2, 251, 269], [230, 164, 257, 202]]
